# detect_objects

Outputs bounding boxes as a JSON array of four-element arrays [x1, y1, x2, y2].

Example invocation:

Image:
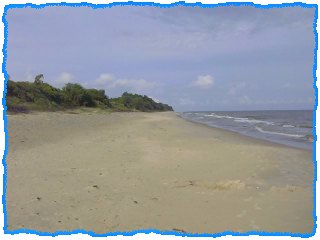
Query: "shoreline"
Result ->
[[6, 108, 313, 152], [6, 111, 314, 233], [177, 112, 313, 152], [8, 108, 312, 152]]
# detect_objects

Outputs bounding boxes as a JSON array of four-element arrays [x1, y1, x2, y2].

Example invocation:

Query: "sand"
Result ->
[[5, 110, 314, 234]]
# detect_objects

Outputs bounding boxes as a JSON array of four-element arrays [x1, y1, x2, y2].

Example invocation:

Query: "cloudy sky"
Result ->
[[5, 4, 316, 111]]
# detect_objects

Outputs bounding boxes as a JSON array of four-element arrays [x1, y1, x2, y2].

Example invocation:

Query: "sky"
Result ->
[[5, 4, 316, 112]]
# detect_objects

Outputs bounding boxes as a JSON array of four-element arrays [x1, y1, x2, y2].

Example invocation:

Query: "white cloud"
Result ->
[[110, 78, 155, 91], [25, 73, 35, 82], [16, 70, 36, 82], [54, 72, 74, 87], [147, 96, 160, 103], [192, 75, 214, 89], [93, 73, 156, 93], [95, 74, 115, 86]]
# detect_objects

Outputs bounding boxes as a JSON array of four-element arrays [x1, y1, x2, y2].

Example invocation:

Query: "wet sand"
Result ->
[[5, 110, 314, 234]]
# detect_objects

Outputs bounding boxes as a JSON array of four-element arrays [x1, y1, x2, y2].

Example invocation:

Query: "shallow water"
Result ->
[[181, 110, 314, 150]]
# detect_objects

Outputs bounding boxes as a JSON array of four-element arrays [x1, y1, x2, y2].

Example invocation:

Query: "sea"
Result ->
[[180, 110, 314, 150]]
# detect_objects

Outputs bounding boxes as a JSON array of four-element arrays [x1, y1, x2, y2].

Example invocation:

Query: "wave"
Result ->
[[204, 113, 246, 120], [204, 114, 226, 119], [298, 124, 313, 129], [282, 124, 295, 128], [255, 126, 305, 138], [234, 118, 274, 125], [203, 113, 274, 125], [182, 111, 312, 149]]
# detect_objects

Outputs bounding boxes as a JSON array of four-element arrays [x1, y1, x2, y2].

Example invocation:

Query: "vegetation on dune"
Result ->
[[110, 92, 173, 112], [6, 74, 173, 113]]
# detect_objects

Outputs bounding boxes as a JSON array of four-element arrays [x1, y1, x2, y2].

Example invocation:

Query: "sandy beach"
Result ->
[[5, 111, 314, 234]]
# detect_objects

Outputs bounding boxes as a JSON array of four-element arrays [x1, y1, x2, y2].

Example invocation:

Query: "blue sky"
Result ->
[[5, 4, 316, 111]]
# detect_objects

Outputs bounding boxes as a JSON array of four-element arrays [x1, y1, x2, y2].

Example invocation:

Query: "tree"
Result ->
[[80, 92, 96, 107], [34, 74, 44, 85], [62, 83, 85, 105]]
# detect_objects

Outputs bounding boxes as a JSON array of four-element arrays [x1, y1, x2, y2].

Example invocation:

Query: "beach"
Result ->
[[5, 111, 314, 234]]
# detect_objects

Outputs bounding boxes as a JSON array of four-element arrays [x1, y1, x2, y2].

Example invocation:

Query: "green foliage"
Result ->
[[62, 83, 86, 105], [86, 89, 111, 107], [110, 92, 173, 112], [34, 74, 44, 85], [6, 76, 173, 113]]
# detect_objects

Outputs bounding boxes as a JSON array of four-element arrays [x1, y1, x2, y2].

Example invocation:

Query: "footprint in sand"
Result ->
[[172, 228, 186, 233], [243, 196, 253, 202], [254, 203, 262, 210], [236, 210, 247, 218], [209, 180, 246, 191], [270, 185, 299, 192], [249, 220, 260, 230], [175, 180, 195, 188]]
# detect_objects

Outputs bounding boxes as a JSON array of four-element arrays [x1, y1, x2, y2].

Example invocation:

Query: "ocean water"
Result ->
[[181, 110, 314, 150]]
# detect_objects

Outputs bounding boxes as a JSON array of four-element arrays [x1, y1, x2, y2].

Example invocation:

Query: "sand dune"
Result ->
[[5, 111, 314, 234]]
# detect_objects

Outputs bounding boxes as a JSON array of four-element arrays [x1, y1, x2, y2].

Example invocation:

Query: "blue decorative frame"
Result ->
[[1, 1, 318, 238]]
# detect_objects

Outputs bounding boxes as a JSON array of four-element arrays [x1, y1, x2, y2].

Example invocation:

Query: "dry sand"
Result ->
[[5, 110, 314, 234]]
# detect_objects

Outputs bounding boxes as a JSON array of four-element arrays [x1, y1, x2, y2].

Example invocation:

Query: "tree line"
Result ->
[[6, 74, 173, 113]]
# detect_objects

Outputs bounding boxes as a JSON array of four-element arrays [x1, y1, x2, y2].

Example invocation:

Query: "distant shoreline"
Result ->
[[179, 110, 313, 151], [177, 113, 309, 151], [179, 109, 314, 112], [6, 107, 313, 152]]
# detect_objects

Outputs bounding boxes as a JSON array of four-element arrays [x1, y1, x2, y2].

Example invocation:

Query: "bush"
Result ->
[[6, 76, 173, 112], [110, 92, 173, 112]]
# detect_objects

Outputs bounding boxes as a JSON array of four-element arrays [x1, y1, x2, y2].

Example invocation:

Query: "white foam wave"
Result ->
[[282, 124, 295, 128], [205, 114, 274, 125], [234, 119, 274, 125], [205, 114, 242, 120], [208, 114, 225, 118], [255, 127, 305, 138]]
